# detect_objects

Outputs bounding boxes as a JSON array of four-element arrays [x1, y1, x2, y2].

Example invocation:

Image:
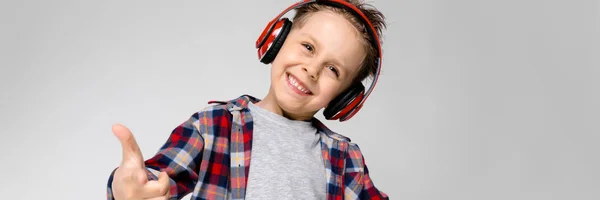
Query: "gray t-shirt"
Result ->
[[243, 102, 326, 199]]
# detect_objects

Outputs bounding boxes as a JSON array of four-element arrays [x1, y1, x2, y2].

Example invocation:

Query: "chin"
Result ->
[[270, 76, 323, 119]]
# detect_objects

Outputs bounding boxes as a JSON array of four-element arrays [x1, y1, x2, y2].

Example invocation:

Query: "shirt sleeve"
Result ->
[[345, 143, 389, 200], [106, 112, 205, 200]]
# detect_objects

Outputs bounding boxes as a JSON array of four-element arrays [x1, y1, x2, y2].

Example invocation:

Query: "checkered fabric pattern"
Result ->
[[107, 95, 388, 200]]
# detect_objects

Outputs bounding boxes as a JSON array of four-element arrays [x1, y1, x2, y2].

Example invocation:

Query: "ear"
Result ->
[[258, 18, 293, 64], [323, 82, 365, 120]]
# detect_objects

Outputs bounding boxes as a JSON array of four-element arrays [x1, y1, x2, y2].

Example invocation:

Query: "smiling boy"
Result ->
[[107, 0, 388, 199]]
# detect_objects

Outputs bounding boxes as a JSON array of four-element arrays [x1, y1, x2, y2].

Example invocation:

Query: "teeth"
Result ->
[[288, 74, 309, 94]]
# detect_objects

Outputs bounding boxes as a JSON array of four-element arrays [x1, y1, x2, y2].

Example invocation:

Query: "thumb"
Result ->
[[112, 124, 144, 168]]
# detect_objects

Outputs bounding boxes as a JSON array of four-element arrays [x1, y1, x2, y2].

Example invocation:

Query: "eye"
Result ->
[[302, 43, 314, 52], [327, 65, 339, 77]]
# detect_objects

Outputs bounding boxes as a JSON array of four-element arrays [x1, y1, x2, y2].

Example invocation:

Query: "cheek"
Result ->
[[316, 81, 344, 104], [271, 53, 292, 75], [273, 42, 297, 63]]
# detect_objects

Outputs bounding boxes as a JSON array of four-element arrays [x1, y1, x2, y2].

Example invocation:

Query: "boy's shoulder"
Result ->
[[198, 94, 258, 115], [195, 94, 354, 143]]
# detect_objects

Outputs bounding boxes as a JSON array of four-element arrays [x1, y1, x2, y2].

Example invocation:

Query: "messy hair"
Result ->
[[292, 0, 386, 84]]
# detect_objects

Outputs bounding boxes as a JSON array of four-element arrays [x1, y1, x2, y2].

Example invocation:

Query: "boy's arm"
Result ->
[[345, 144, 389, 200], [107, 112, 205, 200]]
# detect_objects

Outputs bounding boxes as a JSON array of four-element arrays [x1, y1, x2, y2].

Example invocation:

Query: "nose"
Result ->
[[302, 64, 321, 81]]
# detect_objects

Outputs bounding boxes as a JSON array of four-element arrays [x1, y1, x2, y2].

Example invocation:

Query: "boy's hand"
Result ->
[[111, 124, 171, 200]]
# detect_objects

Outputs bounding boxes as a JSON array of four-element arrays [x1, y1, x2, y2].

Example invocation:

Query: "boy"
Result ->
[[107, 0, 388, 199]]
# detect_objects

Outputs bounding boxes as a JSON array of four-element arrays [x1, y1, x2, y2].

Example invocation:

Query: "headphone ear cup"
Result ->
[[259, 18, 292, 64], [323, 83, 365, 120]]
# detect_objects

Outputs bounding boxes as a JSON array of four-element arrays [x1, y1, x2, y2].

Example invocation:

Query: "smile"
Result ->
[[287, 73, 313, 95]]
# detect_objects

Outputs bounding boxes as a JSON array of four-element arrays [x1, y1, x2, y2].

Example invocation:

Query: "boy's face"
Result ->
[[268, 10, 366, 120]]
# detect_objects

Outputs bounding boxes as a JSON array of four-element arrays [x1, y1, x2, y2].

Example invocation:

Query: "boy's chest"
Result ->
[[243, 122, 327, 199], [196, 121, 348, 200]]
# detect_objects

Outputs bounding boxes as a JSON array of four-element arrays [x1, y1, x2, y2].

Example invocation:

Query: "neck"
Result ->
[[255, 89, 315, 122]]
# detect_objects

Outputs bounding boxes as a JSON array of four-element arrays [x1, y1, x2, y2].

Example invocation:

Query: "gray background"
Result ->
[[1, 0, 598, 199]]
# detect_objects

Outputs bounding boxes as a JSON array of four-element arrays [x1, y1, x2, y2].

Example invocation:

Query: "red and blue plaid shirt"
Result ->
[[107, 95, 389, 199]]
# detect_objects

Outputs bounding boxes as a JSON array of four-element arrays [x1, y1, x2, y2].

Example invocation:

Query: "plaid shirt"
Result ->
[[107, 95, 389, 199]]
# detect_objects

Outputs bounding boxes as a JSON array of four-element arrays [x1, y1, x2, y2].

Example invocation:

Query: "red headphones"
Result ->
[[255, 0, 382, 122]]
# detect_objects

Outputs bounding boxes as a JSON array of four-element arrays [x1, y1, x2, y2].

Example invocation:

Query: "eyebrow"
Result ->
[[300, 32, 347, 74]]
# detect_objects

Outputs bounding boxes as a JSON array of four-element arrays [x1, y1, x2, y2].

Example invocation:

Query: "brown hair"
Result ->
[[292, 0, 386, 84]]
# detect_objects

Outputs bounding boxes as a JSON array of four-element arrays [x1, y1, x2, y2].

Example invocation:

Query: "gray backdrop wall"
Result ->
[[1, 0, 598, 199]]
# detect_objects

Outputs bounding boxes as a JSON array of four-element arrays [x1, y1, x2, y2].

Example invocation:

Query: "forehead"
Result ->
[[292, 11, 366, 75]]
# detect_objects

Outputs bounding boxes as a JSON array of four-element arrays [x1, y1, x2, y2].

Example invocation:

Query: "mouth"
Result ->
[[286, 72, 313, 96]]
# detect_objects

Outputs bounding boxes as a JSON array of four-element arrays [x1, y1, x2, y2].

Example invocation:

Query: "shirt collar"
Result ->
[[222, 94, 351, 142]]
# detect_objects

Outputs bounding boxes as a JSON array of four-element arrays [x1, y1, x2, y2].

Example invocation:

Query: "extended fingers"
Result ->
[[112, 124, 145, 168]]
